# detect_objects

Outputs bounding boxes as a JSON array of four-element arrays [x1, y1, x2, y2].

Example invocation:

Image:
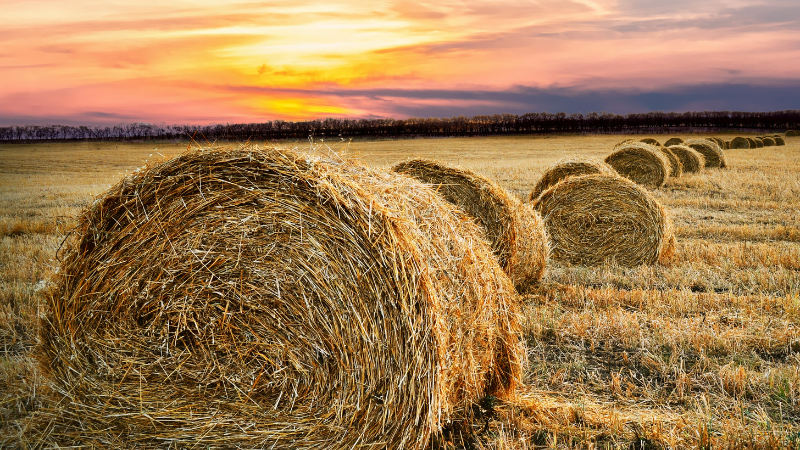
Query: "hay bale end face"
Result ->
[[730, 137, 750, 149], [529, 157, 617, 201], [786, 130, 798, 137], [754, 137, 764, 148], [532, 174, 674, 267], [40, 147, 525, 449], [761, 136, 776, 146], [665, 137, 684, 147], [708, 137, 725, 149], [775, 136, 786, 146], [392, 158, 548, 291], [684, 138, 726, 169], [604, 143, 670, 188], [667, 145, 705, 173]]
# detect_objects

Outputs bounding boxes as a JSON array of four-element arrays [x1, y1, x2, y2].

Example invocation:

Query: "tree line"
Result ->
[[2, 110, 799, 142]]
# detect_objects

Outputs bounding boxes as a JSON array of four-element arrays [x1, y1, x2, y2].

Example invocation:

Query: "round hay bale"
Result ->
[[392, 159, 548, 291], [528, 157, 617, 201], [708, 137, 725, 149], [532, 174, 674, 266], [665, 137, 684, 147], [684, 138, 726, 169], [666, 145, 705, 173], [604, 142, 671, 188], [762, 136, 776, 146], [786, 130, 798, 137], [613, 138, 637, 150], [657, 146, 683, 178], [754, 137, 764, 148], [640, 137, 661, 146], [775, 136, 786, 146], [40, 147, 525, 449], [745, 137, 757, 148], [730, 137, 750, 149]]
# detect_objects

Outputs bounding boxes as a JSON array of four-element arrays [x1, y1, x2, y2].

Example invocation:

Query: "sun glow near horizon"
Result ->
[[2, 0, 800, 125]]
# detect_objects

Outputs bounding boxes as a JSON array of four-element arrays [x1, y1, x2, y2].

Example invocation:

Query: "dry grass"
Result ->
[[2, 134, 800, 449]]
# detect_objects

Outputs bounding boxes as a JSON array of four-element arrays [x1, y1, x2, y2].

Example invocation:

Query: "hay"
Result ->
[[684, 138, 726, 169], [775, 136, 786, 146], [761, 136, 776, 146], [666, 145, 704, 173], [730, 137, 750, 149], [664, 137, 684, 147], [604, 142, 671, 188], [640, 138, 661, 146], [723, 140, 730, 150], [754, 137, 764, 148], [657, 147, 683, 178], [39, 147, 525, 449], [708, 137, 725, 149], [531, 174, 674, 266], [528, 157, 617, 201], [392, 159, 548, 291], [787, 130, 798, 137]]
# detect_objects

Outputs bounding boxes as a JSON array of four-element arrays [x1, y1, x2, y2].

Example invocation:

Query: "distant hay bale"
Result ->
[[666, 145, 704, 173], [40, 147, 525, 449], [532, 174, 675, 266], [657, 146, 683, 178], [761, 136, 776, 146], [640, 137, 661, 146], [613, 138, 637, 149], [604, 142, 671, 188], [528, 157, 617, 201], [723, 140, 730, 150], [753, 137, 764, 148], [775, 136, 786, 145], [730, 137, 750, 149], [787, 130, 798, 137], [745, 137, 757, 148], [393, 159, 548, 291], [684, 138, 726, 169], [665, 137, 684, 147]]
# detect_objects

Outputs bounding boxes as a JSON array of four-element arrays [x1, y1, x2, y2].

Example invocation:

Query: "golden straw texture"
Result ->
[[657, 147, 683, 178], [730, 137, 750, 149], [38, 147, 525, 449], [528, 157, 617, 201], [532, 174, 674, 267], [665, 145, 705, 173], [604, 143, 671, 188], [684, 138, 726, 169], [640, 138, 661, 146], [392, 158, 549, 291]]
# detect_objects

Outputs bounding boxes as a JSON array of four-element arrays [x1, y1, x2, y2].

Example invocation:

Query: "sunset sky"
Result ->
[[2, 0, 800, 125]]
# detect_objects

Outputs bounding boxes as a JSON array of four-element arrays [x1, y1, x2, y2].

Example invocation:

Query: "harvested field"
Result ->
[[3, 134, 800, 449]]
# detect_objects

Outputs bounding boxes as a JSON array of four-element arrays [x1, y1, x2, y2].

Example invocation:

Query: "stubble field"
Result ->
[[1, 134, 799, 448]]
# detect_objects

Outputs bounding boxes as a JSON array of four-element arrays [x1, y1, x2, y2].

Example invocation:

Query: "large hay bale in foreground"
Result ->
[[761, 136, 776, 146], [532, 174, 674, 266], [528, 157, 617, 201], [392, 159, 548, 291], [666, 145, 705, 173], [730, 137, 750, 149], [40, 147, 524, 449], [684, 138, 726, 168], [664, 137, 684, 147], [657, 146, 683, 178], [775, 136, 786, 145], [604, 143, 670, 188]]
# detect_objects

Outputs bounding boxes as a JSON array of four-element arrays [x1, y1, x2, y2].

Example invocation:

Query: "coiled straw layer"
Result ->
[[684, 138, 726, 168], [666, 145, 705, 173], [730, 137, 750, 149], [39, 147, 524, 449], [528, 157, 617, 201], [532, 174, 674, 267], [392, 158, 549, 291], [604, 143, 671, 188]]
